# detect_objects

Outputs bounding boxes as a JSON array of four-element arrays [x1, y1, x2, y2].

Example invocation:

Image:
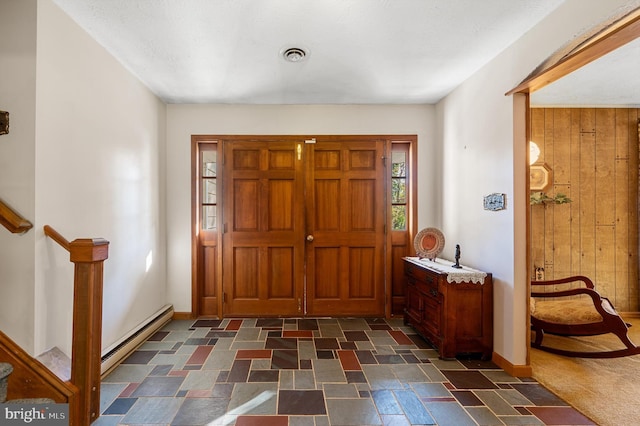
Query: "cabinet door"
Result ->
[[405, 279, 423, 326], [421, 290, 441, 340]]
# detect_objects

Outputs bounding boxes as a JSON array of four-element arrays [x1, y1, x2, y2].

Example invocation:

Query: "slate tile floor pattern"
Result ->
[[97, 318, 594, 425]]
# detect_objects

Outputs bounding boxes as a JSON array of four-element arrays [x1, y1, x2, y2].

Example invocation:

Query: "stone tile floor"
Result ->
[[96, 318, 595, 425]]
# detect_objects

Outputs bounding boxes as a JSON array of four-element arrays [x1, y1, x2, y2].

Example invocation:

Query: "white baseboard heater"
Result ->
[[101, 304, 174, 377]]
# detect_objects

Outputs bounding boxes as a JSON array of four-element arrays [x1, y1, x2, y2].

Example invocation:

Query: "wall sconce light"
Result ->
[[529, 141, 540, 165], [529, 141, 552, 191]]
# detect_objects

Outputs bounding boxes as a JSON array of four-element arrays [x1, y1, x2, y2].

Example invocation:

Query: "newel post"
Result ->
[[68, 238, 109, 425]]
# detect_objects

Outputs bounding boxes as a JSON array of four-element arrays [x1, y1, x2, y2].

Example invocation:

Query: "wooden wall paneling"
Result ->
[[544, 108, 554, 165], [613, 160, 630, 309], [530, 109, 546, 277], [580, 105, 597, 289], [614, 109, 631, 310], [530, 208, 545, 275], [544, 109, 555, 278], [531, 108, 546, 161], [579, 129, 597, 280], [595, 109, 616, 227], [615, 109, 631, 161], [595, 224, 616, 300], [552, 184, 572, 278], [632, 111, 640, 311], [629, 111, 640, 311], [552, 109, 572, 279], [580, 109, 596, 133], [530, 108, 640, 311], [553, 109, 572, 186], [579, 107, 597, 285], [629, 109, 640, 311], [594, 109, 617, 299], [570, 109, 583, 277]]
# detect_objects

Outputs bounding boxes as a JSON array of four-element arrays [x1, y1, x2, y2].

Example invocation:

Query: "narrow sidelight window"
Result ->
[[391, 147, 408, 230], [201, 146, 217, 230]]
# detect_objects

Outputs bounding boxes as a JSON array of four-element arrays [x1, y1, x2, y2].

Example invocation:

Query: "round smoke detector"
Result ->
[[282, 47, 308, 63]]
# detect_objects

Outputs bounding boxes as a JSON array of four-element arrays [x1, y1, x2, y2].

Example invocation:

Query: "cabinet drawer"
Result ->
[[410, 274, 439, 299], [405, 262, 438, 289], [407, 277, 439, 302]]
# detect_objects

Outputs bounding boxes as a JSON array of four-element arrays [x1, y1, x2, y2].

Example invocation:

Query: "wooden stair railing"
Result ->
[[44, 225, 109, 425], [0, 198, 33, 234]]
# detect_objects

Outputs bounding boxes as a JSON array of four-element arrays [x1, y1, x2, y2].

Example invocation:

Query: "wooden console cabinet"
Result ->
[[403, 257, 493, 359]]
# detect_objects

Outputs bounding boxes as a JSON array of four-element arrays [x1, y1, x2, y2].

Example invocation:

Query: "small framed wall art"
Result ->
[[483, 193, 506, 211]]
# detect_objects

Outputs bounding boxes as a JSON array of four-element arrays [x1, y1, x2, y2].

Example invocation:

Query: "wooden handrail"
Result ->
[[44, 226, 109, 425], [43, 225, 70, 251], [0, 198, 33, 234]]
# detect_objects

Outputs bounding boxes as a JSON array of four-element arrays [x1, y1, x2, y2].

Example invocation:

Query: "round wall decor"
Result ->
[[414, 227, 445, 260]]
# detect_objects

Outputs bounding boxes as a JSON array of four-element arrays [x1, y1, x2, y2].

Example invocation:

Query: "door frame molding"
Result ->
[[191, 134, 418, 318]]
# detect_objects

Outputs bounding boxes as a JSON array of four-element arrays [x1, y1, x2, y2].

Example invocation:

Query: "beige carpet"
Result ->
[[531, 316, 640, 426]]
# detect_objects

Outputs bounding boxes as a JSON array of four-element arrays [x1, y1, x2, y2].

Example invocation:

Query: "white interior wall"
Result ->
[[2, 0, 634, 368], [0, 0, 37, 353], [33, 0, 168, 356], [436, 0, 639, 366], [165, 104, 437, 312]]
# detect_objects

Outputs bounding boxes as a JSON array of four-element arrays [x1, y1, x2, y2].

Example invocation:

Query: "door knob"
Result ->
[[306, 235, 314, 242]]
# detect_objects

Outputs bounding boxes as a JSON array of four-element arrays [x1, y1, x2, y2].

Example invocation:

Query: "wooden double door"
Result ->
[[221, 136, 386, 317]]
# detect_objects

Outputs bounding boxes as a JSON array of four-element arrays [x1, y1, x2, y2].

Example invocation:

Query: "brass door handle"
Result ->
[[306, 235, 314, 242]]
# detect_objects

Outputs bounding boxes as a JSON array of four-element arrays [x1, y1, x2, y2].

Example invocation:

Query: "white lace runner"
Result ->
[[405, 257, 488, 284]]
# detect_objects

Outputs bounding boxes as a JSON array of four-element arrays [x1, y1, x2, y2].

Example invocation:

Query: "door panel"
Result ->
[[268, 247, 295, 297], [233, 247, 259, 298], [234, 180, 259, 230], [202, 245, 218, 311], [223, 140, 304, 316], [313, 247, 340, 298], [305, 140, 386, 316]]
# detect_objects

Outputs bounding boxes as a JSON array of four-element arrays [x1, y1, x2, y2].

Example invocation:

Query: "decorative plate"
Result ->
[[414, 227, 445, 260]]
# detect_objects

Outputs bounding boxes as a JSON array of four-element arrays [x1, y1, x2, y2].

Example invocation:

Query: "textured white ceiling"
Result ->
[[50, 0, 639, 106], [51, 0, 570, 104]]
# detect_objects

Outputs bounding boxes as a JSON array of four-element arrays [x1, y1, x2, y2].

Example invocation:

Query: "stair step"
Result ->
[[36, 347, 71, 381], [0, 362, 12, 379], [1, 362, 13, 403]]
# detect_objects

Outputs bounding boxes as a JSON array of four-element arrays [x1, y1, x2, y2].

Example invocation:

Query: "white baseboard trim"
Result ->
[[101, 304, 174, 378]]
